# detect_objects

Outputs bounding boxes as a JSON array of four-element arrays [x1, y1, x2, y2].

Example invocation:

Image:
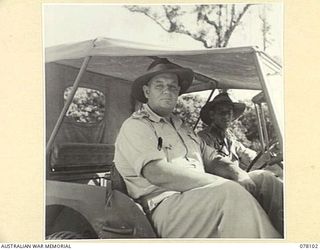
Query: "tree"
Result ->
[[125, 4, 252, 48], [259, 5, 273, 51]]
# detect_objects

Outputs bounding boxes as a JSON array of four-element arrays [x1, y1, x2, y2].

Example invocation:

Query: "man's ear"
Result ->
[[142, 85, 150, 99]]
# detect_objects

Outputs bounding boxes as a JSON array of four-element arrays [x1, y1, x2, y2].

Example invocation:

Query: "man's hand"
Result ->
[[237, 171, 256, 195], [206, 156, 256, 194], [206, 156, 240, 180], [211, 156, 236, 168]]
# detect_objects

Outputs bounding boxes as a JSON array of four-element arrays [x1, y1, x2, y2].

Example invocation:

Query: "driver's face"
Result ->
[[209, 103, 234, 130]]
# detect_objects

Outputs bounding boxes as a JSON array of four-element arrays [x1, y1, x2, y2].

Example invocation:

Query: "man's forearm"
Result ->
[[205, 157, 247, 181], [206, 164, 239, 180], [142, 159, 225, 192]]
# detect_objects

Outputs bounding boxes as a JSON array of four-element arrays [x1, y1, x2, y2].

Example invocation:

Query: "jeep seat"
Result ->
[[48, 143, 114, 183]]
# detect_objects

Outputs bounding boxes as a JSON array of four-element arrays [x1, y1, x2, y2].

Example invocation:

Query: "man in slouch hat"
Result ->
[[114, 58, 282, 238]]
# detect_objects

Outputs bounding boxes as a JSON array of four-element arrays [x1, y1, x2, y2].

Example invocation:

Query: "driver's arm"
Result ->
[[234, 140, 257, 167], [201, 140, 256, 193], [204, 155, 256, 194], [204, 155, 247, 181], [200, 137, 245, 181], [142, 159, 225, 192]]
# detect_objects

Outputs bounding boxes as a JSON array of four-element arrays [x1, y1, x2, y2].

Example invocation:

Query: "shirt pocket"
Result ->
[[159, 132, 182, 162]]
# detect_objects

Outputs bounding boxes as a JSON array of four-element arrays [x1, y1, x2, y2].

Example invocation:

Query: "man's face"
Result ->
[[209, 103, 234, 130], [143, 73, 180, 117]]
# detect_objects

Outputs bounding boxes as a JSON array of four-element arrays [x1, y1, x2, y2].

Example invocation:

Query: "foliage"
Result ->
[[125, 4, 252, 48], [64, 87, 105, 123], [237, 100, 277, 151], [173, 94, 206, 131]]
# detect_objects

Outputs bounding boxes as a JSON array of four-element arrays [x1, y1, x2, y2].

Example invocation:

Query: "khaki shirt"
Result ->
[[114, 104, 217, 210], [198, 126, 257, 170]]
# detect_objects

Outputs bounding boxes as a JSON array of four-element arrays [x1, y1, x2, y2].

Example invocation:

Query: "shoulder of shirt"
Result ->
[[131, 108, 150, 120], [130, 105, 162, 123], [119, 114, 150, 132]]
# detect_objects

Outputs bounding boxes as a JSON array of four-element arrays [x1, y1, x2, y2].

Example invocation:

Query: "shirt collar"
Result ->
[[143, 104, 163, 123], [135, 104, 182, 128]]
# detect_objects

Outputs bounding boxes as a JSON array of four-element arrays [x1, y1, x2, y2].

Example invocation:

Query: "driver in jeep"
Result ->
[[198, 92, 258, 171], [114, 58, 283, 238], [198, 92, 283, 235]]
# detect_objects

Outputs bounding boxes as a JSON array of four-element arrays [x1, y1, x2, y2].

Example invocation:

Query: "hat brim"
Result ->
[[131, 68, 194, 103], [200, 101, 246, 125]]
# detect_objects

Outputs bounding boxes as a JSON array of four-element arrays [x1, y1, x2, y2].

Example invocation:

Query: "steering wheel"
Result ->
[[246, 140, 283, 172]]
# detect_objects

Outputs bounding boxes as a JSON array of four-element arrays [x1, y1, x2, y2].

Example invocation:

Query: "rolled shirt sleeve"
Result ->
[[233, 140, 257, 167]]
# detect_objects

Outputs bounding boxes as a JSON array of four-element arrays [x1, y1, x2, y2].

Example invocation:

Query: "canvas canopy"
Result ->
[[45, 37, 280, 92]]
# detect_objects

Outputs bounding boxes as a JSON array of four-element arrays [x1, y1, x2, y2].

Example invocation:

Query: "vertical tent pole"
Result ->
[[254, 103, 265, 151], [260, 103, 270, 153], [253, 51, 283, 150], [46, 56, 92, 156]]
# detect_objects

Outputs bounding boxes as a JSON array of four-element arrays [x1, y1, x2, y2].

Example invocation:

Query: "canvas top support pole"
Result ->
[[254, 103, 266, 151], [253, 51, 283, 150], [260, 103, 270, 152], [46, 56, 92, 156], [193, 85, 216, 131]]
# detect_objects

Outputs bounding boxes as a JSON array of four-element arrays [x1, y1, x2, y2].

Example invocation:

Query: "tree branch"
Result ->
[[125, 4, 252, 49], [202, 13, 219, 30], [172, 25, 212, 48], [163, 5, 178, 32], [162, 5, 212, 47], [125, 5, 173, 33], [222, 4, 252, 47], [217, 4, 223, 47], [189, 33, 212, 48]]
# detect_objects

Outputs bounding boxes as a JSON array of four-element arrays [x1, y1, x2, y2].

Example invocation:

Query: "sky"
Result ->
[[43, 4, 282, 57], [43, 4, 282, 100], [43, 5, 203, 48]]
